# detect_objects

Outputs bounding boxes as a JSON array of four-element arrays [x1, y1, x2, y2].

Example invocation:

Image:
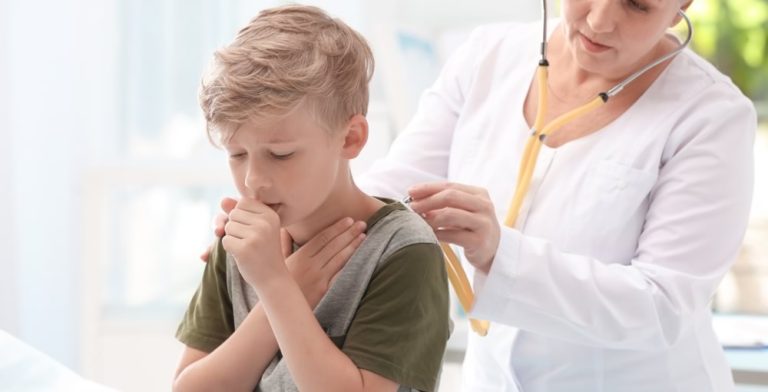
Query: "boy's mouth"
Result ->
[[266, 203, 282, 211]]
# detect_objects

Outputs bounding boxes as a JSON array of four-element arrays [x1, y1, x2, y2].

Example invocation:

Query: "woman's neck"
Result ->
[[546, 27, 619, 100], [548, 27, 679, 103]]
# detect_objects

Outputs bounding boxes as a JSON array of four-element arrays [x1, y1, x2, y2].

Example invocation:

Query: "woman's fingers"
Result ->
[[432, 228, 475, 249], [413, 189, 484, 214], [422, 207, 483, 231], [213, 212, 228, 238], [199, 244, 213, 263], [202, 196, 237, 261], [220, 197, 238, 214], [408, 181, 486, 199], [408, 184, 492, 215], [212, 197, 238, 238], [407, 182, 501, 273]]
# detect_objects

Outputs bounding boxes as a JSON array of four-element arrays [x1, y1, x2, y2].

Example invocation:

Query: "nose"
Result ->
[[586, 0, 617, 35], [244, 159, 271, 198]]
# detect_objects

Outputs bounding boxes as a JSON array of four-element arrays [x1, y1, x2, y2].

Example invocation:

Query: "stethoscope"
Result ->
[[407, 0, 693, 337]]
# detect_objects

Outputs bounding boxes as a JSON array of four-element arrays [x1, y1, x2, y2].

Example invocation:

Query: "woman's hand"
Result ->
[[199, 197, 237, 262], [408, 182, 500, 274], [202, 196, 366, 307]]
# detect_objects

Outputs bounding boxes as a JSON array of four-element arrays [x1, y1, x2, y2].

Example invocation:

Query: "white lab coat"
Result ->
[[359, 20, 756, 392]]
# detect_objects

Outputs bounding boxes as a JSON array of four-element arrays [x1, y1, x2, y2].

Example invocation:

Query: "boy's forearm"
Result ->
[[257, 275, 368, 392], [174, 304, 279, 392]]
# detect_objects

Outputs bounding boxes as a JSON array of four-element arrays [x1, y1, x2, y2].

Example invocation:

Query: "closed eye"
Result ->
[[270, 151, 294, 160], [627, 0, 649, 12]]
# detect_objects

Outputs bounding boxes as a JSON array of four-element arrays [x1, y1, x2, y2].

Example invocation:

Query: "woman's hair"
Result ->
[[199, 5, 374, 141]]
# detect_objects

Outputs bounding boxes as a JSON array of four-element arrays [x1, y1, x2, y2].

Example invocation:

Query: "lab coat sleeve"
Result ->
[[357, 27, 494, 199], [471, 85, 757, 350]]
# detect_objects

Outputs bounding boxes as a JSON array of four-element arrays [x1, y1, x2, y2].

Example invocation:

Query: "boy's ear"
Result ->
[[340, 114, 368, 159]]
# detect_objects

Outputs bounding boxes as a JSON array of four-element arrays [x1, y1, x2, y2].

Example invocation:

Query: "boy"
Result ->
[[173, 5, 450, 392]]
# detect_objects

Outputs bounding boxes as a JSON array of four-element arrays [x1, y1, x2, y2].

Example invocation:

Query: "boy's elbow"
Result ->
[[173, 368, 206, 392], [174, 367, 252, 392], [172, 364, 214, 392], [172, 372, 191, 392]]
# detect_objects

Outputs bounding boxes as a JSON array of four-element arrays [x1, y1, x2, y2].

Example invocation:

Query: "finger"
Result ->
[[228, 208, 259, 225], [422, 207, 483, 231], [408, 181, 485, 201], [315, 221, 367, 261], [221, 196, 239, 214], [224, 221, 250, 240], [328, 270, 343, 289], [301, 217, 355, 256], [221, 235, 239, 254], [324, 233, 366, 284], [213, 212, 228, 237], [199, 245, 212, 263], [433, 228, 475, 249], [320, 231, 366, 272], [235, 197, 270, 215], [280, 229, 293, 258], [410, 188, 489, 215]]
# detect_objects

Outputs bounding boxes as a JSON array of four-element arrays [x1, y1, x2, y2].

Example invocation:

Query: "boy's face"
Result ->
[[222, 109, 347, 227]]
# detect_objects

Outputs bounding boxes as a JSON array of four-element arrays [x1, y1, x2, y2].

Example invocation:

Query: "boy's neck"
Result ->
[[284, 177, 385, 246]]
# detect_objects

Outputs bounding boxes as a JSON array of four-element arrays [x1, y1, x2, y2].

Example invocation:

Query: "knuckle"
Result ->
[[443, 190, 457, 205]]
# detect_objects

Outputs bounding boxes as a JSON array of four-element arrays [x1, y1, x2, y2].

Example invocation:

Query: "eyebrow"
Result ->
[[264, 135, 298, 144]]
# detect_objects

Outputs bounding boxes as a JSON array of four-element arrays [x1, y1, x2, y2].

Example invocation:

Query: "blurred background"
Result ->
[[0, 0, 766, 390]]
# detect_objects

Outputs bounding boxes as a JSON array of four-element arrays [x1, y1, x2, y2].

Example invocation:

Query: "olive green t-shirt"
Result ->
[[176, 200, 450, 391]]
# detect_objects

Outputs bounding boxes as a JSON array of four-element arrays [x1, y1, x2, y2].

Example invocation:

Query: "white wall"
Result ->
[[364, 0, 541, 32], [0, 0, 20, 337], [7, 0, 82, 369], [4, 0, 119, 369]]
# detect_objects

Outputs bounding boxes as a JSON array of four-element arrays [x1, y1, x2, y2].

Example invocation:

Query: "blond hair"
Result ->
[[200, 5, 374, 141]]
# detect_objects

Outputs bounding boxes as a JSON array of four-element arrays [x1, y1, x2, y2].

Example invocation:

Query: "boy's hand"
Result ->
[[222, 197, 286, 289], [283, 218, 366, 308], [204, 196, 366, 306]]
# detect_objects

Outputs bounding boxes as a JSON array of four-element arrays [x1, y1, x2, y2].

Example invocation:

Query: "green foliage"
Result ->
[[682, 0, 768, 101]]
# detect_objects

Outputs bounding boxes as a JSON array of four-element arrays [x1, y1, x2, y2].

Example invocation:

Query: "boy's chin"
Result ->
[[276, 209, 297, 227]]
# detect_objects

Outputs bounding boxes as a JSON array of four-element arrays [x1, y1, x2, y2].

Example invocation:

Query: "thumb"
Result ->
[[280, 228, 293, 258], [221, 196, 238, 214]]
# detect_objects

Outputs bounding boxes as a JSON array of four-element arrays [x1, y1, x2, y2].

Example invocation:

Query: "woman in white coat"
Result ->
[[209, 0, 756, 390], [359, 0, 756, 390]]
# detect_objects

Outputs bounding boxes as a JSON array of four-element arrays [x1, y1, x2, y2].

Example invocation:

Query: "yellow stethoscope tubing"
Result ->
[[505, 67, 607, 227], [439, 242, 491, 335]]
